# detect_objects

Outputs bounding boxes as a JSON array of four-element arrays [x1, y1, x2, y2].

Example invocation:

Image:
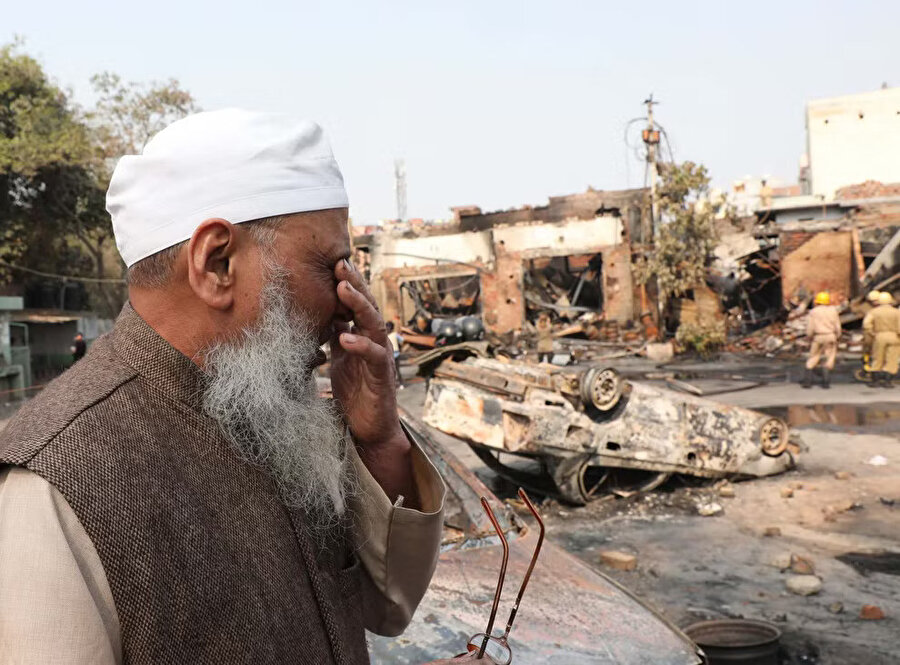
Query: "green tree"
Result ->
[[0, 41, 198, 317], [75, 72, 198, 315], [635, 161, 724, 300], [635, 160, 730, 347], [89, 71, 198, 172], [0, 40, 95, 279]]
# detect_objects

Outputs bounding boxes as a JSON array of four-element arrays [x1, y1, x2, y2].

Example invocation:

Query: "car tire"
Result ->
[[580, 367, 623, 412], [758, 418, 789, 457]]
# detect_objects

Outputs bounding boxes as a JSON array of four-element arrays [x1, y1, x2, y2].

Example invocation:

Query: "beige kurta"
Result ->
[[0, 436, 445, 664]]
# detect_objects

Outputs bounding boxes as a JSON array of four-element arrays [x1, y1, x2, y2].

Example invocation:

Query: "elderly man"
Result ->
[[0, 110, 451, 664], [863, 291, 900, 387], [802, 291, 841, 389]]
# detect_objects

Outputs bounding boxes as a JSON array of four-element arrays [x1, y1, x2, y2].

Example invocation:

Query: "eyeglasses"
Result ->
[[462, 488, 545, 664]]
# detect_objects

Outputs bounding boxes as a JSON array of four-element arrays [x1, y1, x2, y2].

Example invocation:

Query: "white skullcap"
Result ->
[[107, 109, 348, 267]]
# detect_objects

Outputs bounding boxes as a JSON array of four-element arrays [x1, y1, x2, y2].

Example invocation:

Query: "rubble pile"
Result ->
[[726, 306, 864, 356], [836, 180, 900, 200]]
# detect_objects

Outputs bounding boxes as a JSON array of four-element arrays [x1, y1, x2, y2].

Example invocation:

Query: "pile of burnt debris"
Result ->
[[727, 272, 899, 357], [357, 182, 900, 362]]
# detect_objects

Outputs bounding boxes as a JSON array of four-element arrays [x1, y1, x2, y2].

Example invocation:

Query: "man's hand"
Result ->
[[330, 258, 419, 507]]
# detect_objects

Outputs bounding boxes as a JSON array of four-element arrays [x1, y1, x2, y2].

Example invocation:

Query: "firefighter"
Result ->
[[862, 291, 900, 387], [802, 291, 841, 389], [862, 289, 882, 317], [861, 291, 882, 360]]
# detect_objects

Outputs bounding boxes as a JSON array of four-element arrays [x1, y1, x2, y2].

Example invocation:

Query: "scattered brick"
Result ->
[[860, 605, 885, 620], [785, 575, 822, 596], [790, 554, 815, 575], [600, 550, 637, 572]]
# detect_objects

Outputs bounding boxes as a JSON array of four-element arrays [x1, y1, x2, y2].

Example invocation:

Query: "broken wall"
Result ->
[[487, 217, 632, 334], [780, 230, 856, 305], [455, 188, 646, 232], [480, 251, 525, 335], [370, 216, 634, 336], [602, 244, 634, 322], [675, 284, 726, 327], [491, 217, 623, 254], [369, 231, 493, 327]]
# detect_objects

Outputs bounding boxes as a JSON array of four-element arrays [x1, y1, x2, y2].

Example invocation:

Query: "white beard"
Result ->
[[201, 266, 356, 535]]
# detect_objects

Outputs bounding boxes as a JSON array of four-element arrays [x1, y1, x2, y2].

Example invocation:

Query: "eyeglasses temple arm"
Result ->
[[501, 488, 545, 640], [479, 497, 509, 659]]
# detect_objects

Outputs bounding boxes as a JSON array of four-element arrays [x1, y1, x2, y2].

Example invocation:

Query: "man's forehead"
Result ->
[[284, 208, 351, 258]]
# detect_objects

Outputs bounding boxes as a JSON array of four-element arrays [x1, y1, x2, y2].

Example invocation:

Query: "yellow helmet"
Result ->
[[814, 292, 831, 306], [878, 292, 895, 306], [867, 290, 882, 303]]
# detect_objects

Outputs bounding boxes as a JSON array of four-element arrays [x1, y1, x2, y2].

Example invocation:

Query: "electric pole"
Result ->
[[394, 158, 407, 222], [642, 95, 660, 241], [641, 95, 665, 339]]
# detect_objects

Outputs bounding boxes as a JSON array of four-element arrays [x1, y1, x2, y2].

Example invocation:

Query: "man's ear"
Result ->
[[187, 218, 238, 310]]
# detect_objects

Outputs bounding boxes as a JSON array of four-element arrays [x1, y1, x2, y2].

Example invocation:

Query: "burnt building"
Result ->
[[368, 187, 648, 337]]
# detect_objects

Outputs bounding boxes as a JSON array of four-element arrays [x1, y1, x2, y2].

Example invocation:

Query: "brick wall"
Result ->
[[780, 230, 854, 305]]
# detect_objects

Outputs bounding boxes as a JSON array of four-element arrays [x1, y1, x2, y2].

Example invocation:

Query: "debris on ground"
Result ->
[[866, 455, 889, 466], [790, 554, 816, 575], [763, 526, 782, 537], [697, 502, 724, 516], [781, 487, 795, 498], [785, 575, 823, 596], [645, 342, 675, 362], [823, 500, 864, 521], [600, 550, 638, 571], [770, 552, 792, 570], [859, 605, 886, 621]]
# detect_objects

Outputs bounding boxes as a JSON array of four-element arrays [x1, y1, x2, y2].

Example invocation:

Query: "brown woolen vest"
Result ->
[[0, 305, 368, 664]]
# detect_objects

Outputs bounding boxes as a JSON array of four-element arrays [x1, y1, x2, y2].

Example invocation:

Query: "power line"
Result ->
[[0, 260, 125, 284]]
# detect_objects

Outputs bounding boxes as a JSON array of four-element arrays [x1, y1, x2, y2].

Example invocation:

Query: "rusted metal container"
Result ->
[[684, 619, 781, 665]]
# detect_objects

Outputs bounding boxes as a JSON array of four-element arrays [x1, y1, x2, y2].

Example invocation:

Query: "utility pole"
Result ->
[[641, 95, 665, 338], [642, 95, 661, 242], [394, 158, 407, 222]]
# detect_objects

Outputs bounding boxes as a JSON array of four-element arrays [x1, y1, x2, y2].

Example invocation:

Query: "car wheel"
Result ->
[[759, 418, 789, 457], [580, 367, 623, 412], [577, 464, 612, 502]]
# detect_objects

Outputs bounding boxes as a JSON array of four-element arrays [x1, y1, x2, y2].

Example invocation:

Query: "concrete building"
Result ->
[[806, 86, 900, 198]]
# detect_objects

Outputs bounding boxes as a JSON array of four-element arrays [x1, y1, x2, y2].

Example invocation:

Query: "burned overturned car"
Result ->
[[421, 355, 794, 504]]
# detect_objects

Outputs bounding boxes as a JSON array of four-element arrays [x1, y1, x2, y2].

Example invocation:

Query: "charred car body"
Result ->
[[421, 356, 794, 504], [367, 409, 703, 664]]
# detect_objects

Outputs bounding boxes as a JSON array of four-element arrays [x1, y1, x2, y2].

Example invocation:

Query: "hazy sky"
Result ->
[[6, 1, 899, 223]]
